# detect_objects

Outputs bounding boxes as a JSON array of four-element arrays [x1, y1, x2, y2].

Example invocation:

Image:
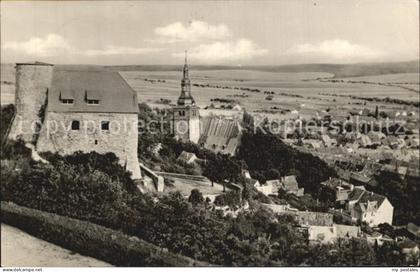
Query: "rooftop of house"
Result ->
[[178, 151, 197, 162], [407, 223, 420, 238], [334, 224, 360, 237], [280, 175, 299, 191], [286, 211, 334, 226], [321, 178, 352, 190], [48, 69, 138, 113], [263, 179, 282, 187], [398, 239, 419, 249], [348, 188, 388, 208], [199, 116, 241, 155]]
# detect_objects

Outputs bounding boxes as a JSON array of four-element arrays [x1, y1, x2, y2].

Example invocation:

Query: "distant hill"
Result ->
[[3, 60, 419, 78], [103, 60, 419, 78]]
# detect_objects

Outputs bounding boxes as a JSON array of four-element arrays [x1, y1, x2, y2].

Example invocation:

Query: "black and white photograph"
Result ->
[[0, 0, 419, 270]]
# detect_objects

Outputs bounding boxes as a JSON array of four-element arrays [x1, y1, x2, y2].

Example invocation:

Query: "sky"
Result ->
[[1, 0, 419, 65]]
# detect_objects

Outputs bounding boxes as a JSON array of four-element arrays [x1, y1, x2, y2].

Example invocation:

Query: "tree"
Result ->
[[188, 189, 204, 206]]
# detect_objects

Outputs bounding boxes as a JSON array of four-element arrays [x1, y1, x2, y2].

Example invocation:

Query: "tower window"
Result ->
[[94, 140, 98, 145], [101, 121, 110, 130], [71, 120, 80, 130]]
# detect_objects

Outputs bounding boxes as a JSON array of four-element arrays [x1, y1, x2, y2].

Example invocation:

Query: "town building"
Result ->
[[254, 179, 281, 196], [307, 224, 361, 244], [282, 211, 334, 227], [279, 175, 304, 196], [8, 62, 141, 179], [321, 178, 354, 203], [347, 188, 393, 226], [177, 151, 198, 164]]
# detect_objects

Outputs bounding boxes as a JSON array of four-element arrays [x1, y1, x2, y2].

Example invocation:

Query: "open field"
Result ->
[[1, 224, 111, 267], [337, 73, 419, 84], [1, 63, 419, 120]]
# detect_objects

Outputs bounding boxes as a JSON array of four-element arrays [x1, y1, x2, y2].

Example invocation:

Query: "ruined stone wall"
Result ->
[[36, 112, 141, 179], [8, 64, 54, 143]]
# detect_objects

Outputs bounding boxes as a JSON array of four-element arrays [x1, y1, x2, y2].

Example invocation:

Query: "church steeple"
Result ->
[[178, 50, 195, 106]]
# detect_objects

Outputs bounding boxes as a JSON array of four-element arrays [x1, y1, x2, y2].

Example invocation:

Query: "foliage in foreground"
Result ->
[[1, 145, 412, 266]]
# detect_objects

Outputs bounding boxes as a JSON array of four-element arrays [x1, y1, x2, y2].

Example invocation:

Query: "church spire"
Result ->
[[177, 50, 195, 106], [183, 50, 189, 80]]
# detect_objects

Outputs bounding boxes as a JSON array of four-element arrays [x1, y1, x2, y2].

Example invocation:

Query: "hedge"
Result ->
[[1, 201, 208, 267]]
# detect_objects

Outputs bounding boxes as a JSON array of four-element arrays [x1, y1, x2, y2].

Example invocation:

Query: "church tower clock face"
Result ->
[[176, 120, 189, 135]]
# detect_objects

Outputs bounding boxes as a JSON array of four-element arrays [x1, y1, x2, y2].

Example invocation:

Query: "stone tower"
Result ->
[[8, 62, 54, 143], [173, 52, 200, 143]]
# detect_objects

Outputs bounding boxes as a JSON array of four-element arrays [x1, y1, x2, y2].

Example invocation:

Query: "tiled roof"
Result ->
[[349, 188, 387, 208], [407, 223, 420, 238], [335, 224, 360, 238], [199, 116, 241, 155], [348, 188, 365, 202], [178, 151, 196, 162], [398, 239, 418, 249], [281, 175, 299, 191], [48, 69, 138, 113]]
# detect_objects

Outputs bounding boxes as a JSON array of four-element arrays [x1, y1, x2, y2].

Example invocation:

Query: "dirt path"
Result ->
[[1, 224, 111, 267]]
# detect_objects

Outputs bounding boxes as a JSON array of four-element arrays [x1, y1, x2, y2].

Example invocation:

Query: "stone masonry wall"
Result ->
[[8, 64, 53, 143], [36, 112, 141, 179]]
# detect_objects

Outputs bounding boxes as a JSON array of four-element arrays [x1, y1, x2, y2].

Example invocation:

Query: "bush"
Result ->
[[0, 104, 15, 145], [1, 201, 206, 266]]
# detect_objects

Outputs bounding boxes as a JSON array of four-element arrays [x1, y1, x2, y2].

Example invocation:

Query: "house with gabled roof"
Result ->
[[347, 188, 393, 226], [177, 151, 198, 164], [279, 175, 304, 196], [308, 224, 361, 244], [254, 179, 281, 196]]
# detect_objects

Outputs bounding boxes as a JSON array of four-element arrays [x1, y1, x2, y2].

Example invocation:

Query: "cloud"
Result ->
[[173, 39, 267, 63], [287, 39, 386, 60], [3, 34, 71, 57], [153, 20, 230, 43], [82, 46, 161, 56]]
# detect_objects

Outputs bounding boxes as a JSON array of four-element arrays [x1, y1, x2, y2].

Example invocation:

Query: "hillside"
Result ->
[[102, 60, 419, 78]]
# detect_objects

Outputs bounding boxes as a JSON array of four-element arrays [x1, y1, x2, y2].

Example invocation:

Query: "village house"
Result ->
[[367, 131, 386, 146], [279, 175, 304, 196], [347, 188, 394, 226], [303, 139, 322, 149], [254, 179, 281, 196], [177, 151, 198, 164], [262, 203, 298, 214], [281, 211, 334, 227], [365, 231, 394, 246], [405, 223, 420, 242], [358, 135, 372, 148], [397, 239, 420, 263], [321, 178, 355, 203], [307, 224, 361, 244], [321, 134, 336, 147]]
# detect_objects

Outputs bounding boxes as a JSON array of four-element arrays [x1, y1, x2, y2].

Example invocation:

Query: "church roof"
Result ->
[[48, 69, 138, 113]]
